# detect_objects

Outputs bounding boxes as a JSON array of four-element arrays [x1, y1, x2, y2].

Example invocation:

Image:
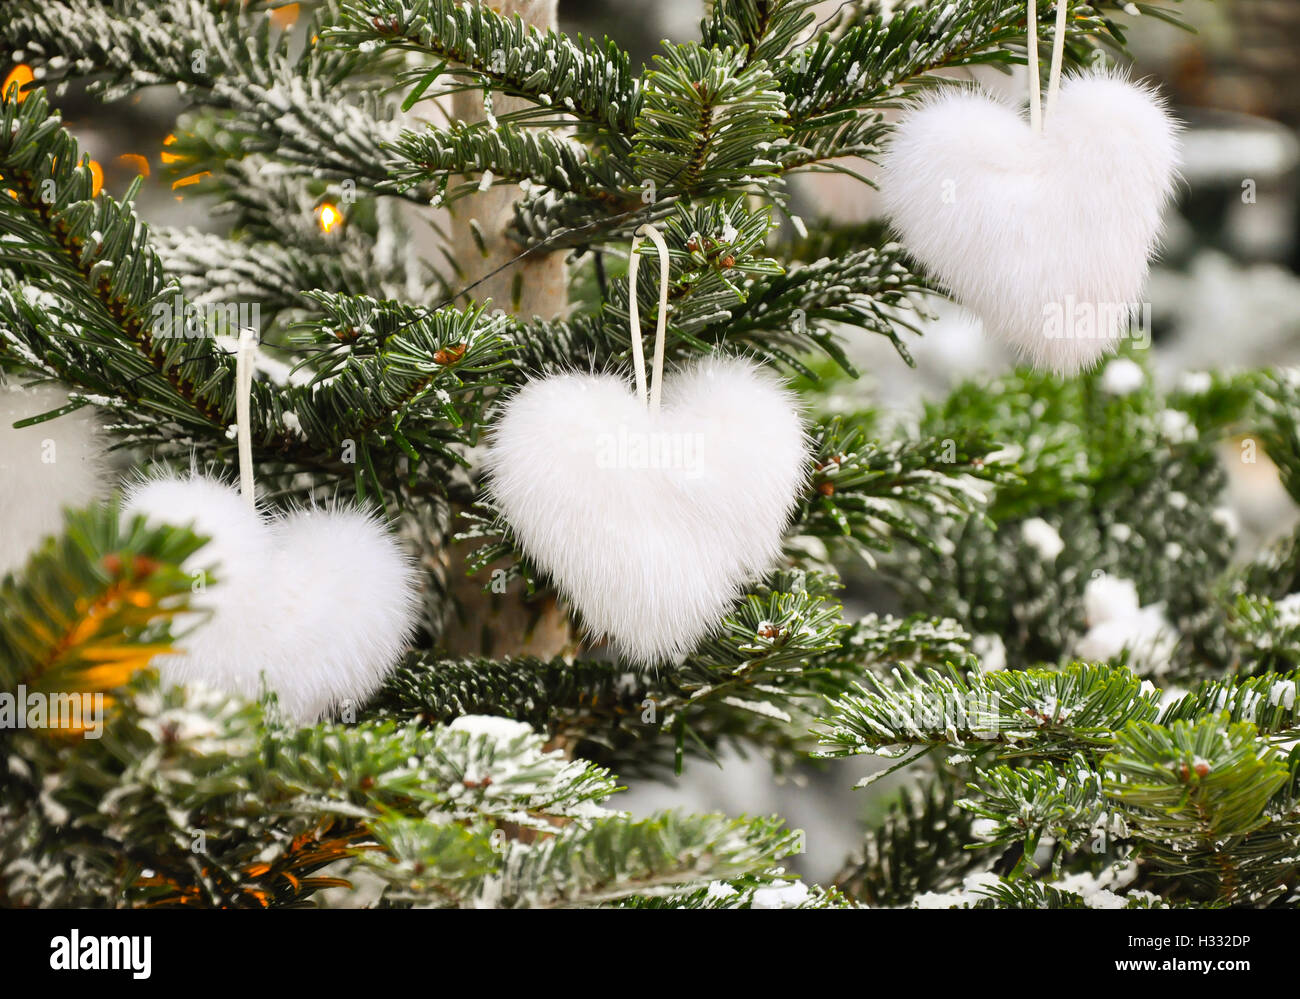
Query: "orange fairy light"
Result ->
[[171, 171, 211, 190], [87, 159, 103, 196], [270, 3, 301, 29], [160, 133, 187, 166], [118, 153, 151, 177], [2, 64, 34, 102], [316, 202, 342, 233]]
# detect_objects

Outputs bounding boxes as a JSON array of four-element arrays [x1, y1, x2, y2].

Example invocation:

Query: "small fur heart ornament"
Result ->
[[484, 354, 808, 665], [879, 70, 1180, 374], [485, 219, 806, 665], [123, 474, 420, 723]]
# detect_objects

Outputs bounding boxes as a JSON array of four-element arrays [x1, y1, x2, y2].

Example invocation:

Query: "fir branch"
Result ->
[[334, 0, 640, 138], [1, 0, 410, 195], [964, 755, 1110, 877], [702, 0, 822, 67], [1161, 657, 1300, 733], [368, 810, 803, 908], [633, 44, 788, 199], [384, 121, 631, 207], [836, 778, 993, 906], [1254, 368, 1300, 506], [152, 228, 416, 323], [369, 585, 980, 778], [715, 242, 931, 372], [501, 212, 931, 379], [0, 502, 206, 696], [968, 879, 1092, 909], [776, 0, 1141, 171], [795, 418, 1011, 563], [1104, 716, 1296, 904], [891, 361, 1235, 674], [815, 662, 1162, 765], [618, 878, 850, 908], [0, 88, 233, 431]]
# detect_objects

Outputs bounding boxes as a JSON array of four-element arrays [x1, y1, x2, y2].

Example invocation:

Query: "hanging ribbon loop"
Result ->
[[1028, 0, 1071, 133], [235, 325, 257, 509], [627, 223, 671, 413], [1044, 0, 1070, 123], [1028, 0, 1042, 132]]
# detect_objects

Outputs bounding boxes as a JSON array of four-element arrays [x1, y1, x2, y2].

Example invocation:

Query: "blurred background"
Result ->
[[8, 0, 1299, 883]]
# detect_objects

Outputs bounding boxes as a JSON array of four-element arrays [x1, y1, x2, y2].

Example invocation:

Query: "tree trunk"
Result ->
[[440, 0, 574, 660]]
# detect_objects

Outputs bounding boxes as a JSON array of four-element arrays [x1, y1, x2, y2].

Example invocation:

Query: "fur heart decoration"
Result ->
[[124, 475, 419, 722], [879, 72, 1180, 374], [483, 355, 808, 665]]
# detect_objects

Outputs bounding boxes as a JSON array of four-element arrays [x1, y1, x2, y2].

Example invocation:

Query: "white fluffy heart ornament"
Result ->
[[880, 73, 1179, 373], [484, 355, 809, 665], [124, 476, 419, 722]]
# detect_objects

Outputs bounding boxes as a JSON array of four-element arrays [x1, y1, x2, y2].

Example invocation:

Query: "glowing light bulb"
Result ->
[[317, 202, 342, 233]]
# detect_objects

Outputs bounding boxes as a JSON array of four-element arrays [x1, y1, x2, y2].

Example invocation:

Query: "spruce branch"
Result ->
[[963, 755, 1110, 877], [384, 120, 631, 207], [702, 0, 822, 67], [0, 88, 234, 432], [1, 0, 411, 196], [795, 418, 1012, 563], [0, 502, 206, 697], [1104, 716, 1297, 904], [815, 662, 1162, 765], [334, 0, 640, 139], [836, 778, 993, 906], [633, 44, 788, 199]]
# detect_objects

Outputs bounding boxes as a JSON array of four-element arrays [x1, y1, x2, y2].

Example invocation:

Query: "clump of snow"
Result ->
[[1275, 593, 1300, 629], [1211, 506, 1240, 537], [1084, 574, 1140, 625], [1100, 357, 1144, 395], [1076, 574, 1178, 674], [706, 881, 738, 899], [912, 871, 1004, 909], [1021, 518, 1064, 561], [1178, 371, 1212, 394], [1269, 679, 1297, 710], [751, 880, 810, 909], [448, 715, 533, 742], [973, 633, 1006, 672], [1158, 408, 1197, 442]]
